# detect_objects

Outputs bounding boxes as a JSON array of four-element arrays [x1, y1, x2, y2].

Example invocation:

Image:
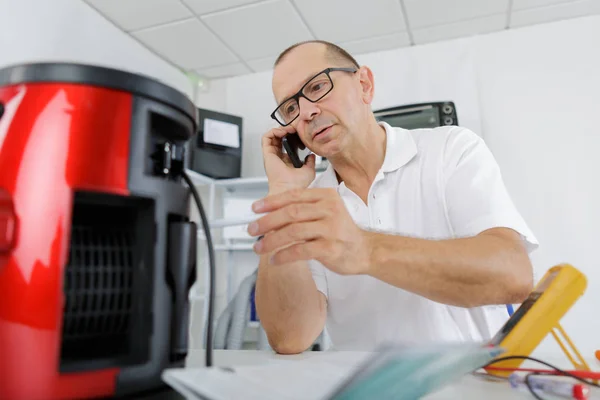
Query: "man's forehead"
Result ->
[[272, 44, 330, 102]]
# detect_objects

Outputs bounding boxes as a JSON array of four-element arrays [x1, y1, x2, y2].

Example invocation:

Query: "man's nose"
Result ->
[[298, 96, 320, 121]]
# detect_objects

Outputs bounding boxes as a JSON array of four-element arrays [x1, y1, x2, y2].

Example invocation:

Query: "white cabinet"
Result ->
[[186, 169, 269, 349]]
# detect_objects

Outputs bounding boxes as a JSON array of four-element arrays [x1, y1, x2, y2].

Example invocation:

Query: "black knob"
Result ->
[[0, 103, 4, 120], [442, 104, 454, 115]]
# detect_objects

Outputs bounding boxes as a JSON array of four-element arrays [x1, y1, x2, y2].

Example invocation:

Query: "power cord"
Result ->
[[181, 169, 215, 368], [482, 355, 600, 399]]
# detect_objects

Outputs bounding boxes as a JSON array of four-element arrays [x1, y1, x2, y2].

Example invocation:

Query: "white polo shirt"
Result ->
[[308, 122, 538, 351]]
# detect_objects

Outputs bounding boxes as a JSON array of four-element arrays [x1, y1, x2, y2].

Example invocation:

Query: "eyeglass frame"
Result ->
[[270, 67, 358, 126]]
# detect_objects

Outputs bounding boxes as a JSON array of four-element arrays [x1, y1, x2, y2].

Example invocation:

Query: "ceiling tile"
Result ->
[[511, 0, 600, 27], [512, 0, 577, 11], [339, 32, 411, 56], [293, 0, 406, 43], [181, 0, 262, 15], [86, 0, 192, 31], [133, 19, 238, 69], [404, 0, 509, 29], [246, 56, 278, 72], [201, 0, 314, 60], [412, 14, 506, 44], [195, 62, 251, 78]]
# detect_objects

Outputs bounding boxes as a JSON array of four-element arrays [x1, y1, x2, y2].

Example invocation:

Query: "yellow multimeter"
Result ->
[[485, 263, 589, 377]]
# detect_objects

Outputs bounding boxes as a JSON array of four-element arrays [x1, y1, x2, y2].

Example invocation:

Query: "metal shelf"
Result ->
[[186, 168, 324, 193], [186, 169, 269, 193], [214, 243, 254, 251]]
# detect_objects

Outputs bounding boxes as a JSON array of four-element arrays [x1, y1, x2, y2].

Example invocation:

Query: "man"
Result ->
[[248, 40, 538, 354]]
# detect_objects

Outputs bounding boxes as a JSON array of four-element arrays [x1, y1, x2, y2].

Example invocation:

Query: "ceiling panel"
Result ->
[[293, 0, 406, 43], [84, 0, 600, 80], [181, 0, 262, 15], [412, 14, 506, 44], [201, 0, 314, 60], [511, 0, 600, 27], [339, 33, 411, 56], [246, 56, 278, 72], [86, 0, 192, 31], [404, 0, 509, 29], [512, 0, 578, 11], [195, 62, 251, 78], [133, 19, 238, 69]]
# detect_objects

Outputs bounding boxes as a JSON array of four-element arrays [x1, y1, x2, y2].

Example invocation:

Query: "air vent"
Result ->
[[60, 192, 155, 373]]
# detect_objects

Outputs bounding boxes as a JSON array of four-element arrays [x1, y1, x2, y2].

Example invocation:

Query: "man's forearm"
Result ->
[[364, 228, 533, 307], [255, 254, 326, 354]]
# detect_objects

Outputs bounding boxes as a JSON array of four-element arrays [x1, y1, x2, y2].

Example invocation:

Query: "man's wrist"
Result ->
[[360, 230, 378, 276], [268, 183, 304, 196]]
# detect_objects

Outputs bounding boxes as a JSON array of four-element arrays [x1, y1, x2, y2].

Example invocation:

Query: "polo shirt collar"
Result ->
[[379, 121, 418, 173], [317, 121, 418, 185]]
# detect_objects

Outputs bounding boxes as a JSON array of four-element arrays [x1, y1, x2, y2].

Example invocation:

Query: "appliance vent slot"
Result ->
[[60, 192, 154, 373], [62, 225, 135, 342]]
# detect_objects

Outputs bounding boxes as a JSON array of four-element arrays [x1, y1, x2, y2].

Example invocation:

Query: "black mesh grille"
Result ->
[[62, 225, 135, 343], [60, 192, 154, 372]]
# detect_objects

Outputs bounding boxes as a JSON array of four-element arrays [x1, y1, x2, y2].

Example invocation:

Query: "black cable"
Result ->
[[181, 169, 215, 368], [483, 355, 600, 399], [484, 356, 600, 387]]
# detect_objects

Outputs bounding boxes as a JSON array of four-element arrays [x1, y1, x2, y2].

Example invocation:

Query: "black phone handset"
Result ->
[[282, 133, 305, 168]]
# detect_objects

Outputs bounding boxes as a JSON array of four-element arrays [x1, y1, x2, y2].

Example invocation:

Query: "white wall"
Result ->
[[476, 16, 600, 357], [197, 14, 600, 358], [0, 0, 192, 99]]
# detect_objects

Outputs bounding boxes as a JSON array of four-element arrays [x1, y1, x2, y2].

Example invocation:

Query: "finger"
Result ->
[[254, 221, 325, 254], [252, 188, 335, 213], [257, 221, 323, 254], [303, 153, 316, 170], [270, 239, 329, 265], [261, 130, 283, 157], [272, 124, 297, 138], [261, 126, 299, 157], [249, 202, 327, 237]]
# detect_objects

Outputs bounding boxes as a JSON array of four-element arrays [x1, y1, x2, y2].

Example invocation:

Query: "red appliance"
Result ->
[[0, 63, 198, 399]]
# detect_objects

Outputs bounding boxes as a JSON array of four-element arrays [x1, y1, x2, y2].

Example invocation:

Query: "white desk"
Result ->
[[183, 349, 556, 399]]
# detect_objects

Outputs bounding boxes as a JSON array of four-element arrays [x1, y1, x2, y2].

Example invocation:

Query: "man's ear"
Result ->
[[358, 66, 375, 105]]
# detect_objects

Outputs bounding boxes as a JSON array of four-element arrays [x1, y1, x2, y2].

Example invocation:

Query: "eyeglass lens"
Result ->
[[275, 72, 333, 124]]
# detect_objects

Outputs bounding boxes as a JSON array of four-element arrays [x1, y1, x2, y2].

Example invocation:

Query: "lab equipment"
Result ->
[[509, 373, 589, 400], [486, 264, 592, 378], [0, 62, 200, 400], [374, 101, 459, 129], [189, 107, 243, 179]]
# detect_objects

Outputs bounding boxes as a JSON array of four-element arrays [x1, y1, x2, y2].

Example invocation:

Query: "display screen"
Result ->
[[203, 118, 240, 148], [489, 270, 559, 345], [376, 108, 440, 130]]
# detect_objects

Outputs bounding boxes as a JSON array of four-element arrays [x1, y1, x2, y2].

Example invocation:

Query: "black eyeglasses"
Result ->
[[271, 67, 357, 126]]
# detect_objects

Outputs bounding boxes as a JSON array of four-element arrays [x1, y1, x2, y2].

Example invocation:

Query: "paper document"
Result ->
[[163, 344, 503, 400], [208, 213, 267, 229], [164, 357, 366, 400]]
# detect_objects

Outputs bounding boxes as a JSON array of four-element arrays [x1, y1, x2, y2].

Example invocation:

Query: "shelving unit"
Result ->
[[187, 169, 270, 347], [187, 168, 327, 348]]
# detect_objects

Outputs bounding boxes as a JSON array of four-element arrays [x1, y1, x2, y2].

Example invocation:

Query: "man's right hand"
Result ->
[[262, 126, 316, 194]]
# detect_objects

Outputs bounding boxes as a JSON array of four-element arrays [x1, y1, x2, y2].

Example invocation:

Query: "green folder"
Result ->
[[325, 343, 504, 400]]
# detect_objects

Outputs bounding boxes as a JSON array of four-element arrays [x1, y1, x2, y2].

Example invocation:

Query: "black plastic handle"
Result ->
[[166, 221, 197, 360]]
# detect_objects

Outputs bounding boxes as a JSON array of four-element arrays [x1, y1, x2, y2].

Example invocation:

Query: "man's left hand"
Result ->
[[248, 188, 371, 275]]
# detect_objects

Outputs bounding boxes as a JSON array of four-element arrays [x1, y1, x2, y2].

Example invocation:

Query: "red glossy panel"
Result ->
[[0, 82, 132, 399], [0, 188, 16, 252]]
